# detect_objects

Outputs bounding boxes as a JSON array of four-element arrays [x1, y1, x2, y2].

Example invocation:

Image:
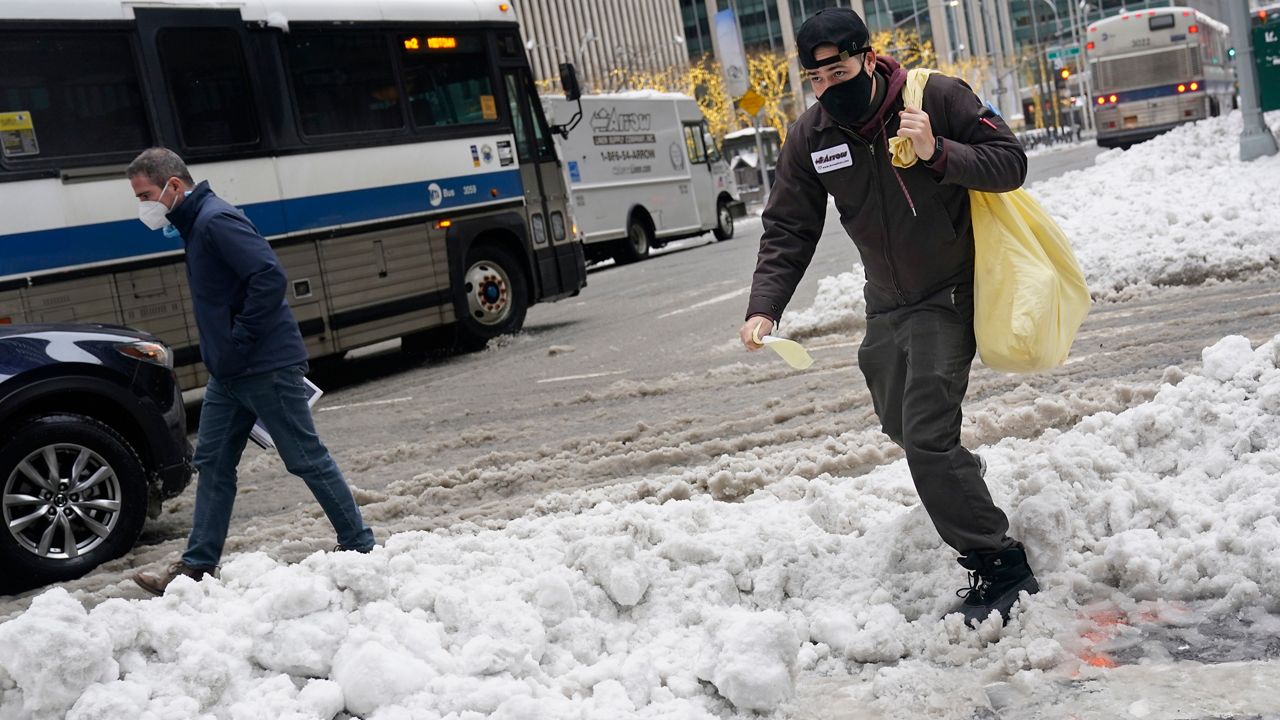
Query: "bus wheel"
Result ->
[[458, 244, 528, 349], [713, 199, 735, 241], [612, 217, 652, 265], [0, 415, 147, 586]]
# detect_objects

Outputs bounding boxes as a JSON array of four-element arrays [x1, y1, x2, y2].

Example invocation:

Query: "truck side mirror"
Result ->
[[559, 63, 582, 102]]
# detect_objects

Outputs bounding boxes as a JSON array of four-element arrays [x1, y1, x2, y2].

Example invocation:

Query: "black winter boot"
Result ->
[[954, 544, 1039, 627]]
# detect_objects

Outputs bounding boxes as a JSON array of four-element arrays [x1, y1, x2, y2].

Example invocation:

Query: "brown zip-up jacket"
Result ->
[[746, 56, 1027, 320]]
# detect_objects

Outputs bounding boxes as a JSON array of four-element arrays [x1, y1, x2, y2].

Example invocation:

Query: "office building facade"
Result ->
[[512, 0, 690, 91]]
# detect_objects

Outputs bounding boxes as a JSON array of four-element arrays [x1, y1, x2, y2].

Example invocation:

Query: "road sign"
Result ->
[[1256, 22, 1280, 111], [1046, 46, 1082, 60], [739, 88, 765, 117]]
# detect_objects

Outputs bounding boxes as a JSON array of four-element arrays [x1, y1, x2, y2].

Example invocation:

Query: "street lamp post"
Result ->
[[1027, 0, 1061, 131], [1226, 0, 1279, 160], [1074, 0, 1095, 133]]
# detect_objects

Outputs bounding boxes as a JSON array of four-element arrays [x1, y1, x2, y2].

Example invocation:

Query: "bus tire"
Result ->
[[457, 243, 528, 350], [612, 216, 652, 265], [0, 414, 148, 587], [713, 199, 735, 241]]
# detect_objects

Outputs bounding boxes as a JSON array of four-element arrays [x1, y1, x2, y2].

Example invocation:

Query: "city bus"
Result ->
[[1087, 6, 1235, 148], [0, 0, 587, 390]]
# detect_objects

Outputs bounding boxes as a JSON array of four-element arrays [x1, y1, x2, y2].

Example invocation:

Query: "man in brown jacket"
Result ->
[[738, 7, 1038, 626]]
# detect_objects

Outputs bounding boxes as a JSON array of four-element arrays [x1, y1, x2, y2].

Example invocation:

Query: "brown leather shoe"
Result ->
[[132, 561, 217, 596]]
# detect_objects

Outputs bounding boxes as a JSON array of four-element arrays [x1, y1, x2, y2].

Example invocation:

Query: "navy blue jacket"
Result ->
[[167, 182, 307, 380]]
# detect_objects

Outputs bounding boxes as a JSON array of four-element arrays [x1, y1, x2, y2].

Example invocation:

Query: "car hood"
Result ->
[[0, 323, 158, 344]]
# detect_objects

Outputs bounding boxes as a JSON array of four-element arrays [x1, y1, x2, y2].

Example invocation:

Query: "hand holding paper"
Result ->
[[751, 321, 814, 370]]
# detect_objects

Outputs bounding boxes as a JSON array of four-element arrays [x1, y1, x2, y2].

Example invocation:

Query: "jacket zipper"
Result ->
[[846, 126, 906, 304], [883, 131, 917, 218]]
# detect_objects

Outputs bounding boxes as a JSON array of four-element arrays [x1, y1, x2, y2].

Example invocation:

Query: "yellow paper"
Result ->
[[761, 335, 813, 370], [751, 319, 813, 369]]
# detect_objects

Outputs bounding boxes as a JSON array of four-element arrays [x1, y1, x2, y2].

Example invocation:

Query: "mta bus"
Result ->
[[1087, 6, 1235, 148], [0, 0, 587, 390]]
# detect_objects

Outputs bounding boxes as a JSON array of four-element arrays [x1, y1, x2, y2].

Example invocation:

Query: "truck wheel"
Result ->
[[713, 199, 735, 241], [612, 218, 652, 265], [458, 243, 528, 349], [0, 414, 147, 587]]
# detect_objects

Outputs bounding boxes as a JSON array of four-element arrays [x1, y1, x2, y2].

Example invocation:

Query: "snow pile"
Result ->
[[1030, 110, 1280, 294], [780, 268, 867, 341], [3, 333, 1280, 718]]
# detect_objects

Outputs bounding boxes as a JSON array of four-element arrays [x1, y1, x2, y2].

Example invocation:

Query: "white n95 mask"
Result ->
[[138, 182, 176, 230]]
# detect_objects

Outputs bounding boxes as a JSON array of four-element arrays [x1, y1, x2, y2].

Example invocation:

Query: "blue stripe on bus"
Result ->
[[0, 169, 524, 277]]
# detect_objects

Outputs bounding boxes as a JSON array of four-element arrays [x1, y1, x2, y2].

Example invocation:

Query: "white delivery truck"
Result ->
[[543, 92, 744, 264]]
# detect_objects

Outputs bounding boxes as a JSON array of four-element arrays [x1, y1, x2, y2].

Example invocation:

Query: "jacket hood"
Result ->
[[857, 55, 907, 138]]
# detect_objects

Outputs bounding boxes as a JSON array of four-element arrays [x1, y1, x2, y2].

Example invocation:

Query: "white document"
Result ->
[[248, 377, 324, 450]]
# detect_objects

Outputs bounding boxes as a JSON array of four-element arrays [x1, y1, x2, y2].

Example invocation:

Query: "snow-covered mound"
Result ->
[[3, 332, 1278, 719]]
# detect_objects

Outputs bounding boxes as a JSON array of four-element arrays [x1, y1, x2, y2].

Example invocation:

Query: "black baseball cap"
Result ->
[[796, 7, 871, 70]]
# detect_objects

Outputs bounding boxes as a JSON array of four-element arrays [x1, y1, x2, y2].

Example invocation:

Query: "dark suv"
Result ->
[[0, 324, 192, 589]]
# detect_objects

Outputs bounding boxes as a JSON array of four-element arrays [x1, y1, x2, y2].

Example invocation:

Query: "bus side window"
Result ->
[[0, 31, 152, 164], [283, 32, 405, 138], [158, 28, 260, 149]]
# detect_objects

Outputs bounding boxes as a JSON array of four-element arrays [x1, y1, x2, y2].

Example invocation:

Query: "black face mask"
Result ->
[[817, 68, 874, 127]]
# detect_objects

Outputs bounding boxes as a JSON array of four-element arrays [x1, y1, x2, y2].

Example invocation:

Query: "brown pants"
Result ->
[[858, 283, 1014, 554]]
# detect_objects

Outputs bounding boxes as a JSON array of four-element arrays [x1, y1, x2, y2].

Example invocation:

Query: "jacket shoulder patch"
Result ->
[[811, 144, 853, 173]]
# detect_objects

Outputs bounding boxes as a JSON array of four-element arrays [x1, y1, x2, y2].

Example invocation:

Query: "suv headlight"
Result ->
[[116, 341, 174, 369]]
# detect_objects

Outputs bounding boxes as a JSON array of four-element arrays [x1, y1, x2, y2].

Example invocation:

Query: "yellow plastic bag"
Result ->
[[970, 190, 1090, 372], [888, 68, 941, 168], [893, 68, 1090, 372]]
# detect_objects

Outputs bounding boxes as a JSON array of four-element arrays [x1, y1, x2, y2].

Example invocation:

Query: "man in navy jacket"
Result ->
[[127, 148, 374, 595]]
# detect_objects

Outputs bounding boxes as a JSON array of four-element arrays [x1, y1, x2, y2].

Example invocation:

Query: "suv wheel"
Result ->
[[0, 414, 147, 585]]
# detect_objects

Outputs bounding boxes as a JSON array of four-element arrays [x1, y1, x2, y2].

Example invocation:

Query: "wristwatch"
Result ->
[[922, 136, 944, 166]]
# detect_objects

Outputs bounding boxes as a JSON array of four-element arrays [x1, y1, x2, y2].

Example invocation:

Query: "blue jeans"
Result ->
[[183, 363, 374, 568]]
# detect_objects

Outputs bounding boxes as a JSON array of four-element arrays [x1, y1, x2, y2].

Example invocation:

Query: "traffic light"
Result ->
[[1228, 47, 1236, 59], [1055, 67, 1070, 89], [1060, 68, 1071, 81]]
